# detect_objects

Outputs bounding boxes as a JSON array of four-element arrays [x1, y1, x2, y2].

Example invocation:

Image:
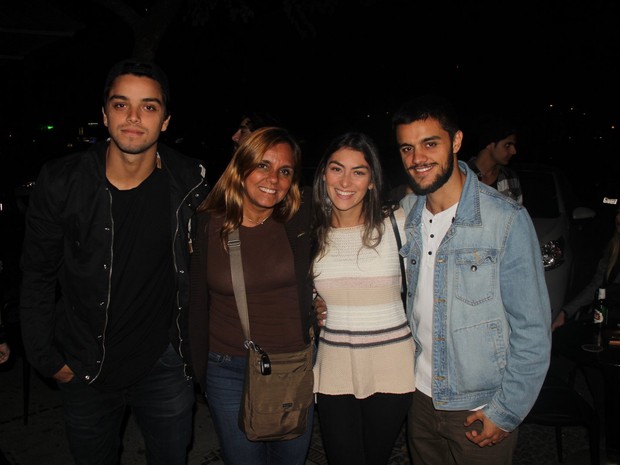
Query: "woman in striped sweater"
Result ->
[[311, 131, 415, 465]]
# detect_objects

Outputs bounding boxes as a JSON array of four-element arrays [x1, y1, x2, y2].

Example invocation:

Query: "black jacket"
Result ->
[[19, 140, 209, 383]]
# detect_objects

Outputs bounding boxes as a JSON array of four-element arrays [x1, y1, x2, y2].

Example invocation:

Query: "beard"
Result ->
[[109, 135, 158, 156], [409, 152, 455, 196]]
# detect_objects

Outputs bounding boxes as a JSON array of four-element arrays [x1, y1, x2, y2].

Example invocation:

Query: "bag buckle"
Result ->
[[259, 351, 271, 375], [244, 340, 271, 376]]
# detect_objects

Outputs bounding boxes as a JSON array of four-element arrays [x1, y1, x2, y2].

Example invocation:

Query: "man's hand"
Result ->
[[551, 310, 566, 331], [53, 364, 75, 383], [314, 293, 327, 327], [464, 410, 510, 447]]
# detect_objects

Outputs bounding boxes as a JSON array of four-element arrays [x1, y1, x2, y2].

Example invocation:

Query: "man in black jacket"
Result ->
[[19, 59, 209, 465]]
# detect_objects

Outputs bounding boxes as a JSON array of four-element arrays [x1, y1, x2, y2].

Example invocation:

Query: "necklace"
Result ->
[[244, 214, 270, 226]]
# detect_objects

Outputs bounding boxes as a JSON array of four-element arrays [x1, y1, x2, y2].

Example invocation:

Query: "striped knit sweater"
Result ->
[[312, 207, 415, 398]]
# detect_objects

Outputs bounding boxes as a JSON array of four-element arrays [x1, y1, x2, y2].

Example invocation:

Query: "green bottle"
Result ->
[[593, 287, 608, 347], [593, 288, 608, 326]]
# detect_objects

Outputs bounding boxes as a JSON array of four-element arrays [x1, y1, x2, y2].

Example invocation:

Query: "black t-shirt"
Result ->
[[96, 168, 174, 390]]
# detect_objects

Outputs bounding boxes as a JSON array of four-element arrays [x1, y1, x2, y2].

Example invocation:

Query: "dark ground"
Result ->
[[0, 343, 610, 465]]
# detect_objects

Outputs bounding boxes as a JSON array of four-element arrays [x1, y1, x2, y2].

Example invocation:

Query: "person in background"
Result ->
[[0, 259, 8, 365], [0, 322, 9, 364], [231, 110, 283, 152], [393, 95, 551, 465], [553, 205, 620, 330], [466, 116, 522, 204], [188, 126, 315, 465], [385, 173, 414, 204], [19, 59, 209, 465], [0, 282, 10, 465], [205, 110, 284, 187], [311, 132, 414, 465]]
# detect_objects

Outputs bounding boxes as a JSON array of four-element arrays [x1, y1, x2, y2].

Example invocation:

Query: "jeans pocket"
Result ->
[[207, 351, 229, 366], [158, 343, 184, 368]]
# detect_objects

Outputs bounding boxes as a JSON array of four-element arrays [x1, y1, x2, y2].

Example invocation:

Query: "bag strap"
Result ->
[[389, 210, 407, 312], [228, 229, 251, 341]]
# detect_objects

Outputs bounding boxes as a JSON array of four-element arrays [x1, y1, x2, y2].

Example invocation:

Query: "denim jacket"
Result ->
[[400, 161, 551, 432]]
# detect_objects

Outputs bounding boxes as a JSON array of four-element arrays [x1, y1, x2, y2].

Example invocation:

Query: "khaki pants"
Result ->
[[408, 390, 518, 465]]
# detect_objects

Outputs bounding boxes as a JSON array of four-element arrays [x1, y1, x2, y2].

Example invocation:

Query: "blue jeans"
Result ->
[[58, 343, 194, 465], [206, 351, 314, 465]]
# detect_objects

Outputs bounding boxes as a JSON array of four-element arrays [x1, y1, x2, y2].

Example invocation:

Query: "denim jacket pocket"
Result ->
[[452, 319, 506, 392], [455, 250, 498, 305]]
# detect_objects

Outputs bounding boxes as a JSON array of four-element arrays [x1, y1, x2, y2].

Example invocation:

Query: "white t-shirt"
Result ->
[[414, 202, 458, 396]]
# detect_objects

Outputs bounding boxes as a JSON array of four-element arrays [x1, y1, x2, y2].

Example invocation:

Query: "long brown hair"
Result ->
[[198, 126, 303, 249], [311, 131, 386, 263]]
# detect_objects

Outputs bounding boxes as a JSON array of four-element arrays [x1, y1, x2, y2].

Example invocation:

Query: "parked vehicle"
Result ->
[[514, 163, 596, 320]]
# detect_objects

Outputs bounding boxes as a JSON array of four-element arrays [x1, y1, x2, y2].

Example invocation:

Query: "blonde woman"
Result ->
[[188, 126, 315, 465]]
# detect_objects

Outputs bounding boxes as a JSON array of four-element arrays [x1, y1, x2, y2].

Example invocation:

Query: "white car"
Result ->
[[515, 163, 596, 320]]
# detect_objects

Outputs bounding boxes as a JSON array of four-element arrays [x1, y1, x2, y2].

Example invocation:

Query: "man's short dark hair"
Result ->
[[475, 116, 517, 152], [392, 94, 461, 141], [102, 59, 171, 117]]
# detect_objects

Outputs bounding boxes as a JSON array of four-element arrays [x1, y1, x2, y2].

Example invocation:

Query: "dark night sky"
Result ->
[[1, 0, 620, 186]]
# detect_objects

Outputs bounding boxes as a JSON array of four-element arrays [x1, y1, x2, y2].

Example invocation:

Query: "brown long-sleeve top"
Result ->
[[188, 190, 315, 392]]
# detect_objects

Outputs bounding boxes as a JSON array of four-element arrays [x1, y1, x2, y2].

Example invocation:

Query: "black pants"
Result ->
[[316, 392, 412, 465]]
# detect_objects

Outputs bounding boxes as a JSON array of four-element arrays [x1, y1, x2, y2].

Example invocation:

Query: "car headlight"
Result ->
[[540, 238, 565, 271]]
